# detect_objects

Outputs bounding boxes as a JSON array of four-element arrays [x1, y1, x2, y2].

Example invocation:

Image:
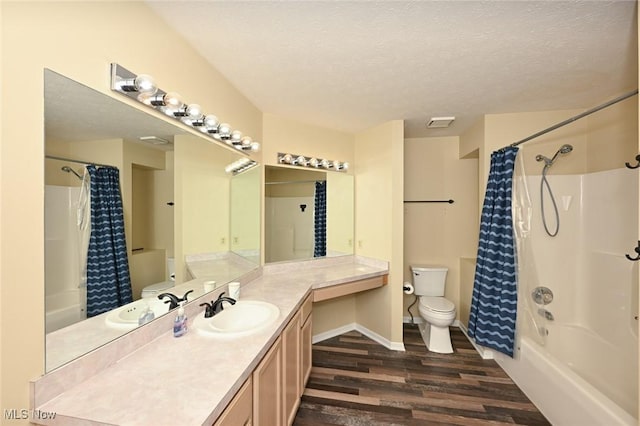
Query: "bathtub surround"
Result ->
[[31, 255, 388, 424], [503, 167, 639, 422]]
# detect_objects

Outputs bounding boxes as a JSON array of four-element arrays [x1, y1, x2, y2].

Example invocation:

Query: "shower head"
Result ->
[[536, 144, 573, 167], [61, 166, 83, 180], [558, 144, 573, 154]]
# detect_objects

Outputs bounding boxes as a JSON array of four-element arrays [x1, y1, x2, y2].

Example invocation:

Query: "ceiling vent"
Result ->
[[139, 136, 170, 145], [426, 116, 455, 129]]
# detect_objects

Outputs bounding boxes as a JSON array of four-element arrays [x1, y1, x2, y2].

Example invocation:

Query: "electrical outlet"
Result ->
[[348, 238, 353, 247], [220, 237, 226, 244], [358, 240, 363, 248]]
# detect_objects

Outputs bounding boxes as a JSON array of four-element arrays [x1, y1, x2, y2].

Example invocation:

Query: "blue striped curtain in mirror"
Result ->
[[86, 165, 133, 317], [314, 180, 327, 257], [468, 147, 519, 357]]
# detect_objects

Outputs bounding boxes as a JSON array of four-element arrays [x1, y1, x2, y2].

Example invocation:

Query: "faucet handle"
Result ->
[[157, 292, 180, 310], [181, 289, 194, 302]]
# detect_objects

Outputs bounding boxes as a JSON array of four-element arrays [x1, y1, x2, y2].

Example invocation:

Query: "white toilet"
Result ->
[[412, 265, 456, 354], [141, 258, 175, 299]]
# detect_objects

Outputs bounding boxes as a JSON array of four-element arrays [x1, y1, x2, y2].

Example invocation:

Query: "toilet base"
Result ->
[[418, 322, 453, 354]]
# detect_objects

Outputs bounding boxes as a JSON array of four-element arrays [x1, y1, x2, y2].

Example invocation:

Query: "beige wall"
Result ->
[[403, 136, 478, 323], [262, 113, 355, 168], [1, 1, 261, 416], [174, 134, 239, 283], [354, 120, 404, 345], [262, 113, 359, 335]]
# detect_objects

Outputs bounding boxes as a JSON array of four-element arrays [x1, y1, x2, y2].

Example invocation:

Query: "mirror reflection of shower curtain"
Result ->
[[86, 165, 133, 317], [314, 180, 327, 257], [76, 168, 91, 288], [513, 151, 548, 346]]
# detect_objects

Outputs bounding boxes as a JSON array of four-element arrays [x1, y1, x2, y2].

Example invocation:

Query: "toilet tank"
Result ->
[[411, 265, 448, 296]]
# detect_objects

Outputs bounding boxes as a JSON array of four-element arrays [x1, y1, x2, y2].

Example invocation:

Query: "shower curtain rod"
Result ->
[[45, 155, 114, 168], [265, 179, 326, 185], [505, 89, 638, 150]]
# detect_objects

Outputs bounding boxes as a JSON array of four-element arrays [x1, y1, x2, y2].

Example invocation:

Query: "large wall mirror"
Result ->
[[44, 70, 260, 371], [265, 165, 354, 263]]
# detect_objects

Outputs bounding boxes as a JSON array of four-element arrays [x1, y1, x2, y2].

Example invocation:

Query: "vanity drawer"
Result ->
[[312, 275, 388, 302], [214, 377, 252, 426]]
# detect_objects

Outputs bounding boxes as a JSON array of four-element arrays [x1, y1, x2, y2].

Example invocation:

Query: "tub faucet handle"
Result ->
[[531, 287, 553, 305]]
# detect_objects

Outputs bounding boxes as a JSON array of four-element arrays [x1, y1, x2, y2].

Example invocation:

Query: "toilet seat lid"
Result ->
[[142, 280, 174, 293], [419, 296, 455, 313]]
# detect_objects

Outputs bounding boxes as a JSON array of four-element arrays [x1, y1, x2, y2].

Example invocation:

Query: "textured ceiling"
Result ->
[[146, 0, 638, 139], [45, 70, 188, 149]]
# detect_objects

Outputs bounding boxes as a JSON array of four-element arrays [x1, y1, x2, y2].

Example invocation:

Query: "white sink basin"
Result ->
[[194, 300, 280, 337], [105, 298, 170, 329]]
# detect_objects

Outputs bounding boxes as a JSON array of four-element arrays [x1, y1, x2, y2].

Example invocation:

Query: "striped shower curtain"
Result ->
[[468, 147, 519, 357], [86, 165, 133, 317], [313, 180, 327, 257]]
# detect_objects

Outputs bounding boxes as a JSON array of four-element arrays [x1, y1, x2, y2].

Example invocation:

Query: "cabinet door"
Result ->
[[253, 336, 282, 426], [214, 378, 252, 426], [283, 311, 301, 425], [300, 313, 313, 394]]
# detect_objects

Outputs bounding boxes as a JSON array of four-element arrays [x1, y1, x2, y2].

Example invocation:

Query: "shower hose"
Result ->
[[540, 166, 560, 237]]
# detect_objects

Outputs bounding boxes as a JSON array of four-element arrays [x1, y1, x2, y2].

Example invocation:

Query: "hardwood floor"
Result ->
[[294, 324, 550, 425]]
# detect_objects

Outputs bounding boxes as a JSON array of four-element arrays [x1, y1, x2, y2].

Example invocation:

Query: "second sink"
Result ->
[[194, 300, 280, 337]]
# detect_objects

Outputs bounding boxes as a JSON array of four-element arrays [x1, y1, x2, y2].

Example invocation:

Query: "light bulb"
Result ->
[[321, 159, 331, 168], [204, 115, 219, 132], [308, 158, 319, 167], [241, 136, 252, 147], [119, 74, 157, 95], [162, 92, 184, 109], [218, 123, 231, 139], [295, 156, 307, 166], [231, 130, 243, 144], [134, 74, 157, 95], [334, 161, 342, 170], [185, 104, 203, 120], [281, 153, 293, 164], [250, 142, 260, 152], [342, 162, 350, 171]]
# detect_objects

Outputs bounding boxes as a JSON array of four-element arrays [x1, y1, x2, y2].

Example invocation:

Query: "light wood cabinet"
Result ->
[[215, 293, 314, 426], [253, 336, 282, 426], [213, 378, 253, 426], [299, 294, 313, 393], [300, 311, 312, 393], [283, 310, 301, 425]]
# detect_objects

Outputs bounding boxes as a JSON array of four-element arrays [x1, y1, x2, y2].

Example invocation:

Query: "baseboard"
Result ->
[[312, 322, 357, 344], [312, 322, 405, 351], [355, 323, 406, 351], [403, 315, 424, 324], [457, 322, 494, 360]]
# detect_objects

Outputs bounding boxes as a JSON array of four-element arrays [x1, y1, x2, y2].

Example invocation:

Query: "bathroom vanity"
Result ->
[[31, 256, 388, 425]]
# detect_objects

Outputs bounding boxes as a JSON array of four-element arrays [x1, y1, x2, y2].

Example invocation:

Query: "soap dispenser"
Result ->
[[173, 301, 188, 337]]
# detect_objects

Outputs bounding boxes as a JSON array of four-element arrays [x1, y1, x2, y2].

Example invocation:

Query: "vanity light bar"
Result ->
[[277, 152, 349, 172], [110, 63, 260, 152], [225, 158, 258, 175]]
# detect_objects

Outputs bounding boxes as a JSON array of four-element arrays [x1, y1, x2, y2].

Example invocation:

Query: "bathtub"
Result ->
[[495, 328, 637, 426], [45, 289, 86, 333]]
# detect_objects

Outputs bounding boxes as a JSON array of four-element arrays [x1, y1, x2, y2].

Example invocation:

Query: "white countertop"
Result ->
[[34, 256, 387, 426]]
